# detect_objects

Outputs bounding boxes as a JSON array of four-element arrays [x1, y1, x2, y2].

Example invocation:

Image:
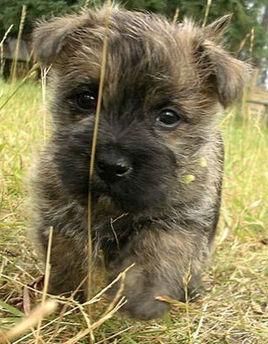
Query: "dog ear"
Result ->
[[33, 13, 91, 66], [201, 16, 250, 108], [202, 40, 249, 107], [204, 15, 232, 40]]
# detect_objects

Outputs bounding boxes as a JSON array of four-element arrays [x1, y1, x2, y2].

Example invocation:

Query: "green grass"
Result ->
[[0, 79, 267, 343]]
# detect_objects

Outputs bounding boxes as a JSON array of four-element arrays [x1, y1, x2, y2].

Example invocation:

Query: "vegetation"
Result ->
[[0, 77, 267, 343]]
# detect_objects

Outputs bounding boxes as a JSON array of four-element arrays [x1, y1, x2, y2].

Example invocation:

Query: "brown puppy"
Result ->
[[30, 4, 248, 320]]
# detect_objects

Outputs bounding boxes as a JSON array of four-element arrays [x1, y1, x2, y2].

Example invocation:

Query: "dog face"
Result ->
[[33, 5, 247, 213]]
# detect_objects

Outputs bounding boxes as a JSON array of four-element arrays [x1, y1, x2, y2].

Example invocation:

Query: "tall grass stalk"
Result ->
[[34, 227, 53, 343], [86, 2, 112, 341], [11, 5, 27, 83], [41, 66, 51, 144], [202, 0, 212, 27], [249, 28, 255, 57], [172, 8, 180, 24], [0, 25, 13, 77], [237, 31, 251, 54]]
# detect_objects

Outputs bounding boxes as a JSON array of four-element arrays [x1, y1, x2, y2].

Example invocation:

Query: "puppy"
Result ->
[[30, 4, 247, 320]]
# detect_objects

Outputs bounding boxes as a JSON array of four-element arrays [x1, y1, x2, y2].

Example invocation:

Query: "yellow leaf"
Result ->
[[181, 174, 196, 184]]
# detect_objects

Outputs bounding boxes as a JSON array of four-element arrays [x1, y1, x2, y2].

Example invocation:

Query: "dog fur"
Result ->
[[30, 4, 248, 320]]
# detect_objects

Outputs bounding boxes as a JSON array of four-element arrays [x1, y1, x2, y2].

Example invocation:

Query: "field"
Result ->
[[0, 79, 267, 343]]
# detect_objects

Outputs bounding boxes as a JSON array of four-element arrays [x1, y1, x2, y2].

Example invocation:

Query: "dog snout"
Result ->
[[96, 151, 132, 183]]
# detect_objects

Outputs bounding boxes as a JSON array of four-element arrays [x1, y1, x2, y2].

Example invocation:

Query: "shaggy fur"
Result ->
[[30, 4, 248, 320]]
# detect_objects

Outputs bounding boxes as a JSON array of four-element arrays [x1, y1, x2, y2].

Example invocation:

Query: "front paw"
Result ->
[[108, 268, 171, 319], [122, 292, 170, 320]]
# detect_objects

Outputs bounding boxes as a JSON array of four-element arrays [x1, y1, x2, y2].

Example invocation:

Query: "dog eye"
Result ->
[[156, 109, 181, 128], [75, 92, 97, 111]]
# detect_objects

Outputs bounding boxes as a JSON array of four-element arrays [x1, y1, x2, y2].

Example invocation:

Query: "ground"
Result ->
[[0, 79, 267, 343]]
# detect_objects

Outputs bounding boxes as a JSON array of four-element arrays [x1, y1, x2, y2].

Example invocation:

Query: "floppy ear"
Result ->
[[33, 13, 90, 66], [201, 16, 250, 108]]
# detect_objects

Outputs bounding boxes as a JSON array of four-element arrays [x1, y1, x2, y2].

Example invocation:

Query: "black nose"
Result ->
[[97, 155, 132, 182]]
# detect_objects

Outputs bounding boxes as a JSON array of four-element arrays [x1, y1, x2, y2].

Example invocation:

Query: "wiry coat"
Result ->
[[30, 4, 247, 319]]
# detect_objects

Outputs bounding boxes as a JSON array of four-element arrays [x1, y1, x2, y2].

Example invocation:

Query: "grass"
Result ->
[[0, 78, 267, 343]]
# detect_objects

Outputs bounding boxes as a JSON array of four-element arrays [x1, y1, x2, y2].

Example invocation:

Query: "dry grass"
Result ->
[[0, 79, 267, 343]]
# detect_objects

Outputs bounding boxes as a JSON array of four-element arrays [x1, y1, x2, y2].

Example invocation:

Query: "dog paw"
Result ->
[[121, 292, 170, 320]]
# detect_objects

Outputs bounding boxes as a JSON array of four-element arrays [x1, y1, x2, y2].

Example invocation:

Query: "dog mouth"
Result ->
[[90, 178, 136, 212], [90, 172, 168, 214]]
